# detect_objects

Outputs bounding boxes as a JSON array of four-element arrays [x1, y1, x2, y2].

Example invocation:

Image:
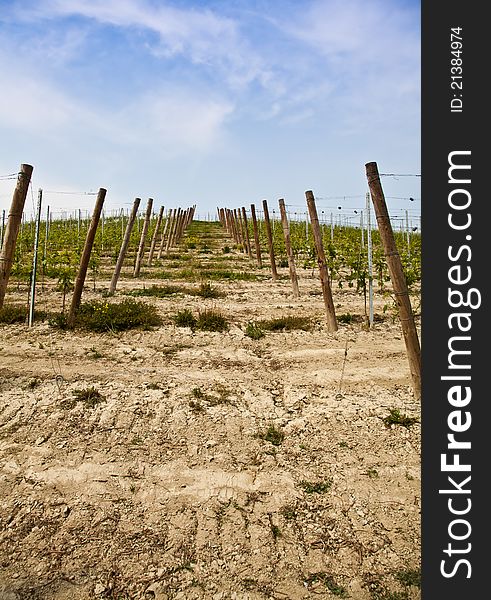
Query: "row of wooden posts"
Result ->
[[217, 165, 421, 400], [0, 162, 420, 399], [0, 163, 195, 328]]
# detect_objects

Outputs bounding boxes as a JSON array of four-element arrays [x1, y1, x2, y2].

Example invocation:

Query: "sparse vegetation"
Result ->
[[304, 573, 348, 597], [299, 479, 332, 494], [72, 386, 105, 408], [256, 424, 284, 446], [257, 315, 312, 332], [383, 408, 419, 428], [245, 321, 265, 339]]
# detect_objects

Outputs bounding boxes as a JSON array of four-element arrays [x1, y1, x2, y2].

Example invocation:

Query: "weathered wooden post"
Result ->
[[262, 199, 278, 281], [147, 205, 164, 267], [279, 199, 299, 297], [134, 198, 153, 276], [241, 207, 253, 258], [250, 203, 262, 267], [28, 188, 43, 327], [365, 162, 421, 399], [157, 209, 171, 259], [165, 208, 178, 254], [0, 164, 33, 309], [68, 188, 106, 326], [366, 192, 374, 327], [0, 209, 5, 249], [109, 197, 141, 293], [305, 191, 337, 331]]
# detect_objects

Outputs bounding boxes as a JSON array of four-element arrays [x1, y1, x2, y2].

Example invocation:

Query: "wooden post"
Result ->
[[241, 207, 253, 258], [262, 199, 278, 281], [134, 198, 153, 276], [68, 188, 106, 326], [279, 199, 299, 297], [250, 204, 262, 267], [305, 191, 337, 331], [109, 197, 141, 293], [157, 209, 171, 259], [366, 192, 374, 328], [147, 205, 164, 266], [0, 164, 33, 309], [165, 208, 178, 254], [0, 209, 5, 249], [28, 188, 43, 327], [365, 161, 421, 399]]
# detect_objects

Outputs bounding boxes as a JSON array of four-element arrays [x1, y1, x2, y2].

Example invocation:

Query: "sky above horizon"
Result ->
[[0, 0, 420, 221]]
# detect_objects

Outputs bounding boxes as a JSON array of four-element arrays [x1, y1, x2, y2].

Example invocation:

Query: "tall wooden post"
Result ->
[[279, 199, 299, 297], [68, 188, 106, 326], [365, 162, 421, 399], [157, 209, 171, 259], [250, 204, 262, 267], [305, 191, 337, 331], [109, 198, 141, 293], [262, 199, 278, 281], [147, 205, 164, 267], [133, 198, 153, 276], [0, 164, 33, 309], [165, 208, 178, 254], [28, 188, 43, 326], [241, 207, 253, 258]]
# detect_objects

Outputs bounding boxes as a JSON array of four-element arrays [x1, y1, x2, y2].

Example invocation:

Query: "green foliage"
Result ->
[[72, 299, 162, 332], [245, 321, 265, 339], [299, 479, 332, 494], [383, 408, 419, 429], [395, 569, 421, 589], [256, 424, 284, 446], [174, 309, 198, 329], [257, 315, 312, 332], [196, 309, 229, 332], [304, 573, 348, 597], [0, 304, 28, 324], [127, 285, 182, 298], [195, 281, 222, 298]]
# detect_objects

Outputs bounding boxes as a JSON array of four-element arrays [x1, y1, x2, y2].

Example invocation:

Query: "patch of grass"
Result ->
[[366, 468, 379, 479], [256, 424, 284, 446], [299, 479, 332, 494], [338, 312, 355, 324], [0, 305, 47, 325], [270, 524, 281, 540], [189, 400, 205, 413], [191, 387, 205, 399], [244, 321, 265, 340], [395, 568, 421, 589], [69, 299, 162, 332], [173, 309, 198, 329], [196, 309, 229, 332], [257, 315, 312, 332], [304, 573, 348, 597], [27, 378, 40, 390], [222, 246, 231, 253], [383, 408, 419, 429], [126, 284, 182, 298], [72, 386, 106, 408], [280, 504, 297, 521], [87, 346, 103, 359], [194, 281, 223, 298]]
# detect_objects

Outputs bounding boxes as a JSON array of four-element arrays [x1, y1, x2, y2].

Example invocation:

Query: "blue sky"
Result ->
[[0, 0, 420, 220]]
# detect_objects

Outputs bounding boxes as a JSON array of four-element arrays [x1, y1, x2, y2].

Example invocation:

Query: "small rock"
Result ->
[[94, 583, 105, 595]]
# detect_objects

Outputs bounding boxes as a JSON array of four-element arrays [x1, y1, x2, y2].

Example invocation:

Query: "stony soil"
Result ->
[[0, 222, 421, 600]]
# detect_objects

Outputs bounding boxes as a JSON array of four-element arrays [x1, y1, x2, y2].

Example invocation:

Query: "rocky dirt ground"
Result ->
[[0, 222, 421, 600]]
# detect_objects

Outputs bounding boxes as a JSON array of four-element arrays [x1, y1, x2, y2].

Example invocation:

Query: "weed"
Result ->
[[174, 309, 198, 329], [195, 281, 222, 298], [68, 299, 161, 332], [72, 386, 106, 408], [366, 468, 379, 479], [395, 568, 421, 588], [222, 246, 231, 253], [191, 387, 205, 399], [256, 424, 284, 446], [338, 441, 349, 448], [304, 573, 348, 597], [27, 378, 40, 390], [126, 284, 182, 298], [189, 400, 205, 413], [196, 309, 229, 332], [87, 346, 103, 359], [270, 524, 281, 540], [0, 305, 46, 324], [338, 312, 355, 324], [257, 315, 312, 332], [383, 408, 419, 429], [280, 505, 297, 520], [245, 321, 265, 340], [299, 479, 332, 494]]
